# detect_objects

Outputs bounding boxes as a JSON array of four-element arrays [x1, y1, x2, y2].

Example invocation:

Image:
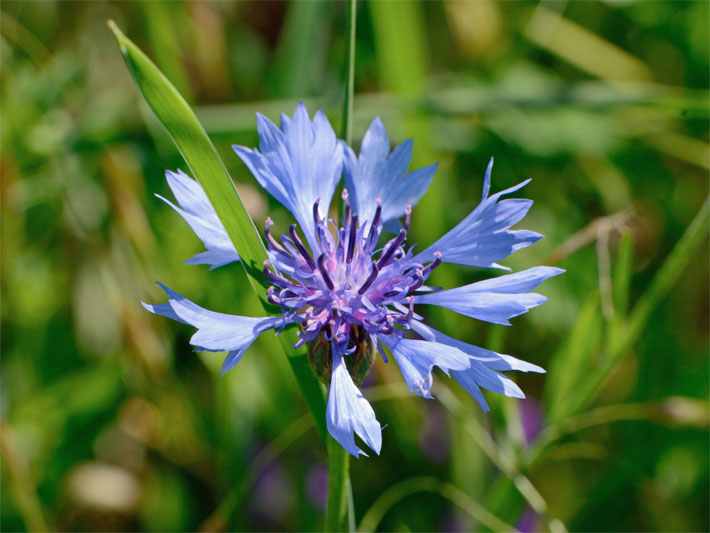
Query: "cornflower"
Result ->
[[144, 103, 563, 457]]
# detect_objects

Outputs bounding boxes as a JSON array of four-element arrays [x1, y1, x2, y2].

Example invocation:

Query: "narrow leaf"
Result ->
[[543, 292, 603, 422], [612, 231, 634, 318], [108, 21, 328, 443]]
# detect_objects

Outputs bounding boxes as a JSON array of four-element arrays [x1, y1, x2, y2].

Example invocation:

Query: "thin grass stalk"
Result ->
[[357, 476, 516, 533], [570, 195, 709, 415]]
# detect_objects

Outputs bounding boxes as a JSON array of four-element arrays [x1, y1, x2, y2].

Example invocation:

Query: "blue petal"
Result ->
[[413, 158, 542, 269], [141, 301, 189, 325], [451, 365, 525, 413], [326, 345, 382, 457], [185, 249, 242, 270], [410, 321, 542, 411], [232, 102, 343, 252], [410, 321, 545, 374], [415, 266, 564, 325], [161, 170, 240, 269], [142, 282, 191, 324], [343, 118, 437, 230], [378, 335, 471, 398], [142, 283, 286, 373], [219, 349, 247, 375]]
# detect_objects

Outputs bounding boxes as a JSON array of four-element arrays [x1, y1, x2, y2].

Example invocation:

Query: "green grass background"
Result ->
[[1, 1, 708, 531]]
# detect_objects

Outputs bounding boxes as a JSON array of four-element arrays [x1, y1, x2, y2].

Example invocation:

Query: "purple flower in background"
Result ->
[[143, 103, 562, 457], [305, 463, 329, 511], [520, 397, 544, 445]]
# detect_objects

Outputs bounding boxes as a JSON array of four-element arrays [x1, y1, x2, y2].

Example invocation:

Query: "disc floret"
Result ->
[[264, 191, 441, 358]]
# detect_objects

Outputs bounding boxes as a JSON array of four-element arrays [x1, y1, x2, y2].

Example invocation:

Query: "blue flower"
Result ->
[[144, 103, 563, 457], [158, 169, 240, 269]]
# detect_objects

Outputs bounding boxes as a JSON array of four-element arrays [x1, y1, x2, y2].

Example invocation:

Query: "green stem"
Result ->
[[1, 421, 49, 533], [346, 478, 356, 532], [357, 476, 516, 533], [569, 195, 709, 415], [326, 435, 352, 531], [326, 2, 357, 531], [341, 0, 357, 144]]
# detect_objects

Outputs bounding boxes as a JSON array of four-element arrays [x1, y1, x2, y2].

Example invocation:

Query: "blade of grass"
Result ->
[[341, 0, 356, 145], [527, 396, 710, 467], [0, 421, 49, 533], [612, 231, 634, 319], [140, 1, 192, 102], [607, 231, 634, 350], [436, 385, 567, 533], [107, 21, 328, 445], [543, 292, 603, 422], [108, 20, 265, 286], [271, 1, 332, 98], [618, 195, 709, 355], [570, 195, 709, 415], [357, 476, 516, 533]]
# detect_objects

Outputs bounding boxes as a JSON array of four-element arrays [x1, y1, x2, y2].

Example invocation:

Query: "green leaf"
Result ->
[[109, 21, 265, 287], [571, 195, 709, 416], [107, 21, 328, 444], [620, 196, 709, 355], [140, 1, 193, 102], [612, 231, 634, 319], [543, 291, 603, 422], [271, 1, 333, 98], [358, 476, 515, 533]]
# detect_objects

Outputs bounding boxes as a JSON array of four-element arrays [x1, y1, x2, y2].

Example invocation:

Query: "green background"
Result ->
[[1, 1, 708, 531]]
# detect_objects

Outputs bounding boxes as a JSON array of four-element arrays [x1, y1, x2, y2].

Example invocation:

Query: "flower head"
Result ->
[[144, 102, 563, 457]]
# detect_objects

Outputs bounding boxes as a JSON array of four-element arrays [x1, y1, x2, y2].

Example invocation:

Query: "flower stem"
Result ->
[[341, 0, 357, 145], [326, 434, 352, 531]]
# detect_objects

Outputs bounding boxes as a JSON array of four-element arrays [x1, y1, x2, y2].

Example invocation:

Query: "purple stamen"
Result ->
[[366, 200, 382, 248], [317, 254, 335, 290], [358, 264, 379, 295], [393, 297, 415, 325], [408, 268, 426, 292], [264, 218, 285, 251], [261, 198, 439, 353], [380, 315, 396, 335], [313, 197, 321, 224], [263, 260, 289, 287], [422, 251, 442, 277], [346, 213, 358, 263], [267, 286, 281, 305], [377, 229, 406, 269], [289, 224, 317, 270], [403, 205, 412, 232], [372, 199, 383, 228], [430, 251, 442, 270]]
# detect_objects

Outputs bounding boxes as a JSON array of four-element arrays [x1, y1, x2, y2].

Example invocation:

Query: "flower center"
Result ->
[[263, 191, 441, 352]]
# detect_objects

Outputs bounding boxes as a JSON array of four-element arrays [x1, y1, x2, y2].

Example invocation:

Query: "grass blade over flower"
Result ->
[[159, 170, 240, 269], [108, 21, 329, 443]]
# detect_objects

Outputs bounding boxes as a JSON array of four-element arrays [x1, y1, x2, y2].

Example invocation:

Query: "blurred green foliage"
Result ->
[[1, 1, 708, 532]]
